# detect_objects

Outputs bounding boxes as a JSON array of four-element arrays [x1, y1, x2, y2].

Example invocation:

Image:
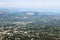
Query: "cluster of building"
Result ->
[[0, 26, 60, 40]]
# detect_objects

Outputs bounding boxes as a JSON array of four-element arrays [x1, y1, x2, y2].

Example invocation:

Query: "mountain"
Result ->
[[0, 10, 60, 27]]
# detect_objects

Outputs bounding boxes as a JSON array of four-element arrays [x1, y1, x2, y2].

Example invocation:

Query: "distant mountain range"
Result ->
[[0, 9, 60, 27]]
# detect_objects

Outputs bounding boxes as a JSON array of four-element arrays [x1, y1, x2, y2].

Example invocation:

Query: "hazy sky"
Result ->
[[0, 0, 60, 12]]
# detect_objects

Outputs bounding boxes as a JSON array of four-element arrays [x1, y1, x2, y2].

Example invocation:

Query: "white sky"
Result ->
[[0, 0, 60, 12]]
